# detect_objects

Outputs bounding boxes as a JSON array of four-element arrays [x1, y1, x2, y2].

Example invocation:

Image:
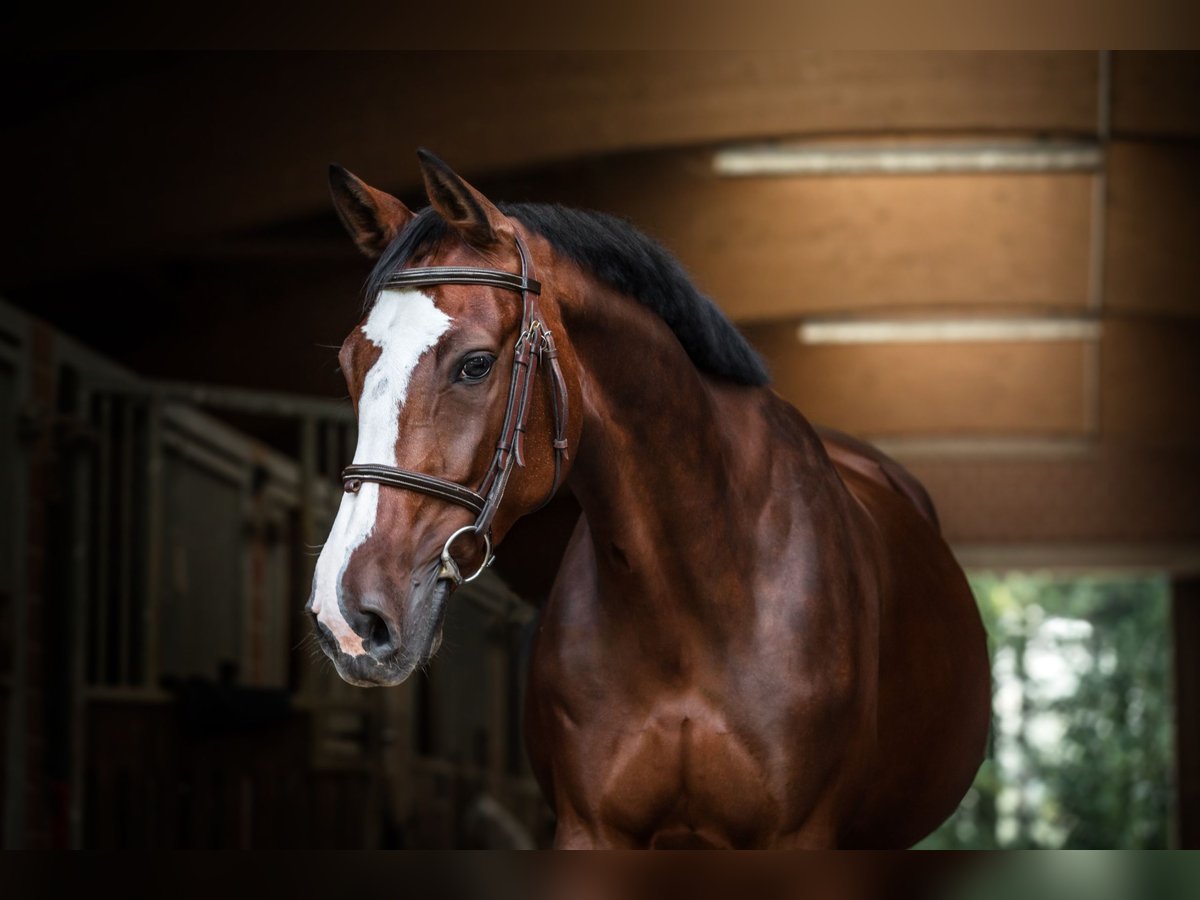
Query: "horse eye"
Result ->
[[458, 354, 495, 382]]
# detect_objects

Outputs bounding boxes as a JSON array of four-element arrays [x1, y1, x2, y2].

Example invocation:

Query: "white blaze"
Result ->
[[311, 290, 452, 656]]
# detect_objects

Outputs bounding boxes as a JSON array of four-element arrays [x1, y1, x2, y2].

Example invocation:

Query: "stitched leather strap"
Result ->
[[511, 328, 542, 468], [341, 464, 486, 515], [543, 332, 570, 460], [384, 267, 540, 295]]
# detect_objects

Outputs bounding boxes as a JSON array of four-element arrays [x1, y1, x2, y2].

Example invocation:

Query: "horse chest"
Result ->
[[587, 701, 780, 848], [533, 520, 868, 846]]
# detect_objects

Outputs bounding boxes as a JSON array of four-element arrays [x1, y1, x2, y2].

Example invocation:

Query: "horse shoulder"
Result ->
[[815, 425, 940, 531]]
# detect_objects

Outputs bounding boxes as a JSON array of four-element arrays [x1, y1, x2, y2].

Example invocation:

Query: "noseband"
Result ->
[[341, 234, 570, 585]]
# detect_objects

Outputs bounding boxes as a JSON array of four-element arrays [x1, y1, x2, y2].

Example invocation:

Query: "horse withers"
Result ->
[[307, 150, 991, 848]]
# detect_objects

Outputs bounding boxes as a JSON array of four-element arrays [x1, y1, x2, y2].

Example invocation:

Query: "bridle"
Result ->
[[340, 233, 570, 586]]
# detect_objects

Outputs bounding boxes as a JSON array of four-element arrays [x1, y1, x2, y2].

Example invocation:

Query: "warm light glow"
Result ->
[[797, 317, 1102, 345], [714, 141, 1102, 177]]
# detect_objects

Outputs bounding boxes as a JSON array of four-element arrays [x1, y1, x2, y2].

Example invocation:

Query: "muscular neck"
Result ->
[[561, 285, 775, 619]]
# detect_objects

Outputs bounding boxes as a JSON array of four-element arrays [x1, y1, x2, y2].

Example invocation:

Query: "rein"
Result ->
[[341, 234, 570, 585]]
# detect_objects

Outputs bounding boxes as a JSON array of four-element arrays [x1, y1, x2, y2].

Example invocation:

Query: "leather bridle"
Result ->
[[341, 234, 570, 585]]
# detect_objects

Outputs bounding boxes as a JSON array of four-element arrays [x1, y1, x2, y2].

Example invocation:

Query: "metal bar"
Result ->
[[160, 431, 252, 488], [297, 417, 318, 697], [67, 383, 93, 850], [240, 465, 257, 686], [117, 399, 134, 685], [163, 404, 308, 496], [92, 395, 112, 684], [52, 332, 142, 390], [142, 397, 164, 688], [157, 380, 354, 422], [162, 432, 306, 526], [713, 139, 1103, 177], [266, 507, 288, 687]]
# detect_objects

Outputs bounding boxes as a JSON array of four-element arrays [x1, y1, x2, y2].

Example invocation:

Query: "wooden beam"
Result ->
[[746, 322, 1093, 437], [670, 169, 1095, 320], [903, 444, 1200, 545]]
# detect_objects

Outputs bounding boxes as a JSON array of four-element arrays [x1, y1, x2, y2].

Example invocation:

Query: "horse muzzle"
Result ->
[[310, 569, 455, 687]]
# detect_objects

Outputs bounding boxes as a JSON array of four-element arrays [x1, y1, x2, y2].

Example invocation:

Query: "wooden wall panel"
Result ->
[[1112, 52, 1200, 139], [903, 446, 1200, 545], [522, 155, 1095, 321], [1104, 143, 1200, 318], [659, 171, 1094, 321], [745, 324, 1091, 437], [1100, 318, 1200, 447]]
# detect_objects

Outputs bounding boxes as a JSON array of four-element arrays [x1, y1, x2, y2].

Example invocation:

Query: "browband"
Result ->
[[384, 267, 540, 296]]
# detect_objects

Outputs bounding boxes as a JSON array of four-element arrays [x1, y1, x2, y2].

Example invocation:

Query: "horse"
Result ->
[[307, 149, 991, 848]]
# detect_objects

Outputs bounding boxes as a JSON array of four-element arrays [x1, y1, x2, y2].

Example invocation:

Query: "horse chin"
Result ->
[[334, 661, 408, 689]]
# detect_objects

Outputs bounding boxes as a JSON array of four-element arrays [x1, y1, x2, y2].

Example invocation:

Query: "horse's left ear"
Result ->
[[416, 148, 510, 249]]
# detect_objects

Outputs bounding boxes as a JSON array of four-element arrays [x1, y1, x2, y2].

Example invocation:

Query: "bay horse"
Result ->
[[308, 150, 991, 848]]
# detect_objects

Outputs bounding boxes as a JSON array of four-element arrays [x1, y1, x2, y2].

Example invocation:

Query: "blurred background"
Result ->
[[0, 51, 1197, 848]]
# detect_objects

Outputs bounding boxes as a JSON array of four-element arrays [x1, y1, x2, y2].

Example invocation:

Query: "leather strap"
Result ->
[[341, 464, 485, 515], [512, 328, 542, 467], [543, 331, 570, 459], [384, 267, 540, 295]]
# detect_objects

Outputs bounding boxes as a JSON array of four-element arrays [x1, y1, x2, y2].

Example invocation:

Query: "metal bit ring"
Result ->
[[438, 525, 493, 585]]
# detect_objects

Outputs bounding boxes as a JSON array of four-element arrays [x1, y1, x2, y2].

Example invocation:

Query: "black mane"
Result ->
[[365, 203, 769, 386]]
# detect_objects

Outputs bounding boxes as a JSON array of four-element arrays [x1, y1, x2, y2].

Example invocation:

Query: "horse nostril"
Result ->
[[362, 610, 398, 661]]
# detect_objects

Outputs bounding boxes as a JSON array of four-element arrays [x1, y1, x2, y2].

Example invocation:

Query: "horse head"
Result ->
[[308, 151, 580, 687]]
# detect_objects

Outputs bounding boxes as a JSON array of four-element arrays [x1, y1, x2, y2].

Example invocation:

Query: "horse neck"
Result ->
[[559, 281, 772, 615]]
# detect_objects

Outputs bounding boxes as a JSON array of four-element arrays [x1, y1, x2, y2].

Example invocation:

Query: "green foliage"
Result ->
[[919, 572, 1173, 849]]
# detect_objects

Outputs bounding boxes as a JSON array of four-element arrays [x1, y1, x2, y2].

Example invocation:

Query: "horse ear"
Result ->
[[328, 164, 413, 259], [416, 148, 508, 249]]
